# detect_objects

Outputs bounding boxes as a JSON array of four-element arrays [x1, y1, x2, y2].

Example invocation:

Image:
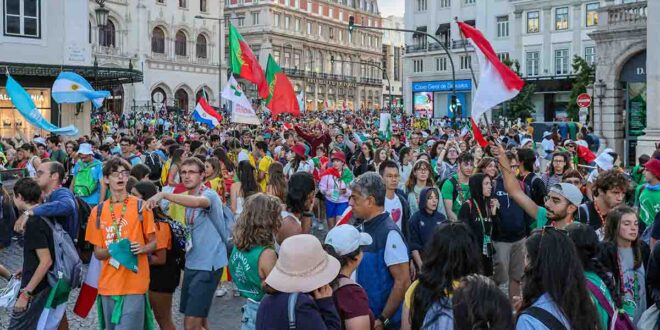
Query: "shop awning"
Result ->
[[0, 62, 143, 87], [435, 23, 450, 35]]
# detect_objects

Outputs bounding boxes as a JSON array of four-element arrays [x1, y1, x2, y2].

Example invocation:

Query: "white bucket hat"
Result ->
[[265, 234, 340, 293]]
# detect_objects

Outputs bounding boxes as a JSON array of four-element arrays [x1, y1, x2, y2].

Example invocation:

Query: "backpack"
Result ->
[[75, 197, 94, 264], [41, 217, 84, 290], [144, 151, 163, 182], [73, 160, 100, 197], [585, 281, 635, 330], [156, 216, 186, 270]]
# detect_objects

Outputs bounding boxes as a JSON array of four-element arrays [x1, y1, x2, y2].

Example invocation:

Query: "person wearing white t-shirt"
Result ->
[[380, 160, 411, 238]]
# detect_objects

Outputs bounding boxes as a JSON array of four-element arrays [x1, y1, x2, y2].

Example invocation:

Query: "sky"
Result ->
[[379, 0, 405, 17]]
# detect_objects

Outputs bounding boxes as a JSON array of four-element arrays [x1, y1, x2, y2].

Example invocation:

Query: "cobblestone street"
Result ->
[[0, 243, 244, 330]]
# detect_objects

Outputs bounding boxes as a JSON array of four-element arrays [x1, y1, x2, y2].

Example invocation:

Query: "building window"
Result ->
[[4, 0, 40, 38], [151, 27, 165, 53], [527, 11, 539, 33], [555, 7, 569, 30], [413, 59, 423, 73], [252, 12, 259, 25], [440, 0, 450, 8], [555, 48, 569, 75], [496, 16, 509, 38], [175, 30, 187, 56], [196, 34, 207, 59], [393, 47, 400, 81], [200, 0, 206, 12], [460, 55, 471, 70], [585, 46, 596, 65], [416, 0, 427, 11], [526, 51, 539, 76], [436, 57, 447, 71], [497, 52, 510, 62], [178, 0, 186, 8], [237, 16, 245, 26], [586, 2, 599, 27], [99, 20, 115, 47]]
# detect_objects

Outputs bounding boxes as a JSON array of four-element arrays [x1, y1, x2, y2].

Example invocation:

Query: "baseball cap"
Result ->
[[548, 183, 583, 206], [324, 225, 372, 256]]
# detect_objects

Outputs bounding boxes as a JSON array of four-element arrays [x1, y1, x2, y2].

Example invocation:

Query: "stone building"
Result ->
[[224, 0, 383, 111]]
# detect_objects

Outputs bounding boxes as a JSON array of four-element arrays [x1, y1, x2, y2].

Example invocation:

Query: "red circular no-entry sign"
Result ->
[[577, 93, 592, 108]]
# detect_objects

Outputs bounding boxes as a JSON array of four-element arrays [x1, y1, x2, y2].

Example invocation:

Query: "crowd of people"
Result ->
[[0, 108, 659, 330]]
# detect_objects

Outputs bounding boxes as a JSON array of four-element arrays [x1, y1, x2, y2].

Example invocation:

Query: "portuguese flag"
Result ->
[[229, 24, 269, 99], [265, 55, 300, 120]]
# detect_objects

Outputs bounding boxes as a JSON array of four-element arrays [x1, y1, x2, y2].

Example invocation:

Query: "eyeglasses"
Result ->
[[110, 170, 130, 179], [180, 170, 201, 176]]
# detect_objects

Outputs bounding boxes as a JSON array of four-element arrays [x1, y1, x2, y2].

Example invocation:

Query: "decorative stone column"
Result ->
[[637, 0, 660, 156]]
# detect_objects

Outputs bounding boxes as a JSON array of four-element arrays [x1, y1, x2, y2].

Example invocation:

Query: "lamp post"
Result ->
[[194, 15, 241, 107], [94, 0, 110, 27], [348, 16, 457, 124]]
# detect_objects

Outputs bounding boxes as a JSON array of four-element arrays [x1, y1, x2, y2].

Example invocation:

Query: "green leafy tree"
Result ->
[[501, 59, 536, 120], [567, 55, 595, 121]]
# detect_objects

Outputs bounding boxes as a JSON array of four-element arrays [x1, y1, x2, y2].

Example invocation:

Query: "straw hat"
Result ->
[[265, 234, 340, 293]]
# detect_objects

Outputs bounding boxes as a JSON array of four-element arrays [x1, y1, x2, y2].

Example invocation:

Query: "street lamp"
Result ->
[[194, 15, 241, 107], [94, 0, 110, 27]]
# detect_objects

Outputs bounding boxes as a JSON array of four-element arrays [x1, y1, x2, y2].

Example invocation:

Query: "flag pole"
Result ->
[[455, 18, 495, 138]]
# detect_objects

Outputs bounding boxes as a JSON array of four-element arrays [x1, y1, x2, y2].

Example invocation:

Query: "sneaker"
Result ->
[[215, 287, 227, 297]]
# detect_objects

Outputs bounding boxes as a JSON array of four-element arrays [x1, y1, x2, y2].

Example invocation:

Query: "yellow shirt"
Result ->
[[258, 155, 273, 192]]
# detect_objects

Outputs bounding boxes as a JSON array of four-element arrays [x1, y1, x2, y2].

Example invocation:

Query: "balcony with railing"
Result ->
[[598, 1, 647, 31]]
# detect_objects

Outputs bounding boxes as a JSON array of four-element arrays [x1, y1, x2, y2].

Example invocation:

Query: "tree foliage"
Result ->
[[567, 55, 595, 121], [501, 59, 536, 120]]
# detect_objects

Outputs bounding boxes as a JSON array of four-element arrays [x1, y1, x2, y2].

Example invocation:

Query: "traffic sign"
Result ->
[[577, 93, 592, 108]]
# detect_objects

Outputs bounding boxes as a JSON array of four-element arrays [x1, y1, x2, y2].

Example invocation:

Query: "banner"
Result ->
[[231, 102, 260, 125], [6, 74, 79, 136]]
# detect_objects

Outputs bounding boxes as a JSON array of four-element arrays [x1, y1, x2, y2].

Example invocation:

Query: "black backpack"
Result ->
[[75, 197, 93, 264], [144, 151, 163, 182]]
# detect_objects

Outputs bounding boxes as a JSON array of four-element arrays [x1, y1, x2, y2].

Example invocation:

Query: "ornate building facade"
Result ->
[[225, 0, 383, 111]]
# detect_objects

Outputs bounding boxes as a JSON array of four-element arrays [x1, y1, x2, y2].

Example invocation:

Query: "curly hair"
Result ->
[[233, 193, 282, 251], [592, 169, 630, 197]]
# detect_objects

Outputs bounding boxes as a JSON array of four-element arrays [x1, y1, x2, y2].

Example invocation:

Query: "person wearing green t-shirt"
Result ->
[[496, 144, 583, 229], [442, 151, 473, 222], [228, 194, 279, 330]]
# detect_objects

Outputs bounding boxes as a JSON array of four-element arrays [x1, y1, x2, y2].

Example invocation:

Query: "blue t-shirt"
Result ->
[[516, 293, 570, 330], [184, 188, 228, 271], [72, 160, 103, 206]]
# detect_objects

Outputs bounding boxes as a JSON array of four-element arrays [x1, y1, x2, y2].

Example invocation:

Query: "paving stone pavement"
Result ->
[[0, 243, 244, 330]]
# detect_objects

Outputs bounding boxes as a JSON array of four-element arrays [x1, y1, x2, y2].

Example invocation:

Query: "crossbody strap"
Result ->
[[520, 306, 567, 330], [287, 292, 299, 330]]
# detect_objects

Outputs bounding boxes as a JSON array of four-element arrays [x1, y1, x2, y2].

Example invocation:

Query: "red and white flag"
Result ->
[[457, 21, 524, 120], [73, 256, 101, 318], [335, 206, 353, 227]]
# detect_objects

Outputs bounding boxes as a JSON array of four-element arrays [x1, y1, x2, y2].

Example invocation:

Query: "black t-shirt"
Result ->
[[22, 216, 55, 294]]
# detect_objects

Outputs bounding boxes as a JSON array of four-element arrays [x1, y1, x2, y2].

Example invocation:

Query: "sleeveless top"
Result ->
[[26, 156, 38, 177], [229, 245, 273, 302]]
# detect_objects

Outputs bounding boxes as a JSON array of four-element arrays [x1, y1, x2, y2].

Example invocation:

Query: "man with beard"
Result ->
[[496, 145, 583, 229]]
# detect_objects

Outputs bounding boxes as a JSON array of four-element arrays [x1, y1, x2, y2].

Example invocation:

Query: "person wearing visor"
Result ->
[[496, 145, 583, 229]]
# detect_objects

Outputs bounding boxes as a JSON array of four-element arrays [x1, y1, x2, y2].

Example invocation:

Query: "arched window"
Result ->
[[175, 89, 189, 112], [151, 27, 165, 54], [99, 20, 116, 47], [196, 34, 207, 59], [175, 31, 187, 56]]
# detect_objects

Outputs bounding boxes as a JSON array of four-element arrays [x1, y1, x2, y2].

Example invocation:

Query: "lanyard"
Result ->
[[109, 198, 129, 242]]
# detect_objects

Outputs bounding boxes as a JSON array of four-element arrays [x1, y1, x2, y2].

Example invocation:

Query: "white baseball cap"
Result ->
[[78, 143, 94, 155], [324, 225, 372, 256]]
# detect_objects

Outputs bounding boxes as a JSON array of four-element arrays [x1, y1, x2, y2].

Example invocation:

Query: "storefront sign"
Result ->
[[411, 79, 472, 93]]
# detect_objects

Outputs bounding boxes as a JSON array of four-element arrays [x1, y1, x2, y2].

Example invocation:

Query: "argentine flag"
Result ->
[[192, 97, 223, 128], [52, 72, 110, 109]]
